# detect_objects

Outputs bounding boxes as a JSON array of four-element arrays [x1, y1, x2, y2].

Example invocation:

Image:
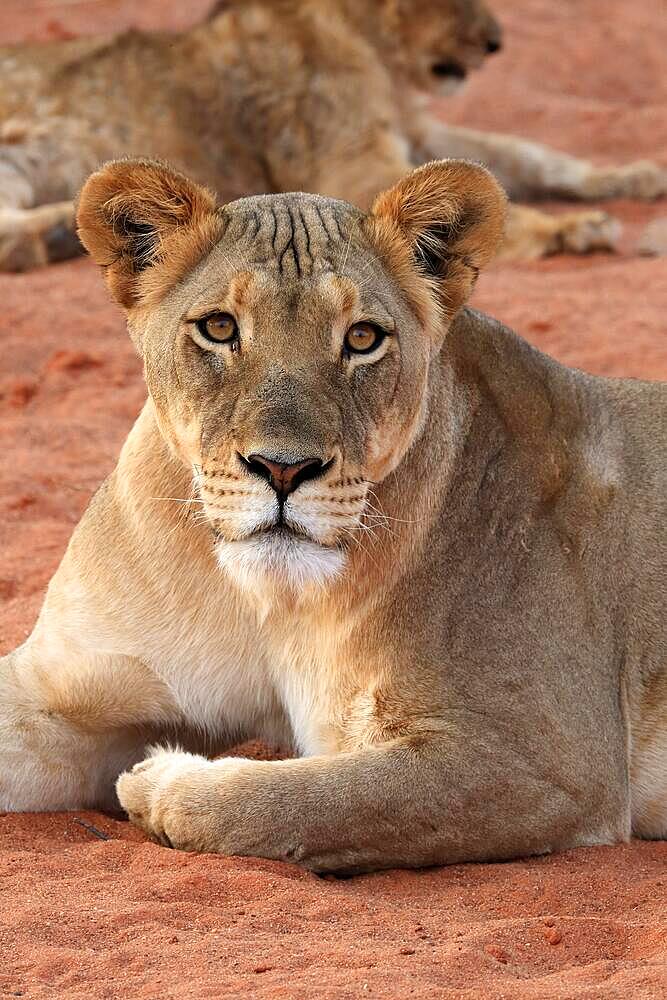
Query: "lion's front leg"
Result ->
[[117, 745, 462, 867], [0, 640, 178, 812], [116, 731, 623, 873], [412, 122, 667, 202], [408, 121, 625, 260], [500, 202, 621, 260]]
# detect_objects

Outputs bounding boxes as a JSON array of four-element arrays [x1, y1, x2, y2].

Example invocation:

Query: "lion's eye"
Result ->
[[196, 312, 239, 345], [343, 322, 386, 356]]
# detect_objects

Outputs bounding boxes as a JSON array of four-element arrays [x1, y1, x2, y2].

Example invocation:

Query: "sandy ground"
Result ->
[[0, 1, 665, 997]]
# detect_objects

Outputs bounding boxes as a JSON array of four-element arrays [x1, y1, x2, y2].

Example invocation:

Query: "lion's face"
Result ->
[[210, 0, 502, 99], [77, 159, 505, 592], [138, 194, 433, 589], [389, 0, 502, 96]]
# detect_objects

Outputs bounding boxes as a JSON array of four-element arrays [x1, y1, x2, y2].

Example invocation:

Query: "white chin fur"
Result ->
[[215, 532, 346, 593], [434, 77, 467, 97]]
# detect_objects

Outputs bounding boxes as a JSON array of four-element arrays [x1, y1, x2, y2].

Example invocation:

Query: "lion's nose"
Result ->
[[241, 453, 329, 499], [486, 36, 502, 54]]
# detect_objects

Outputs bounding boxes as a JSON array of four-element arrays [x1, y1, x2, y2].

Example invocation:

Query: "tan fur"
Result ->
[[0, 157, 664, 873], [1, 0, 665, 271]]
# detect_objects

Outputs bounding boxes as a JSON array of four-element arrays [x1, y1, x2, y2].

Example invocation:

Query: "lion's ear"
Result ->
[[76, 158, 220, 308], [364, 160, 506, 323]]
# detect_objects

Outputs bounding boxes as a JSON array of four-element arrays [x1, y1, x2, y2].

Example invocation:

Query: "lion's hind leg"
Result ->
[[0, 201, 81, 272], [0, 640, 179, 812], [0, 144, 84, 271]]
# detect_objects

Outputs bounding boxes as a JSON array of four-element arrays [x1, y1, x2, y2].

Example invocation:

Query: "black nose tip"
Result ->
[[486, 37, 502, 54], [241, 453, 329, 499]]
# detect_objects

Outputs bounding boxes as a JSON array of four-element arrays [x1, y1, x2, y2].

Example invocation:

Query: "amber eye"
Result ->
[[343, 322, 386, 356], [196, 312, 239, 345]]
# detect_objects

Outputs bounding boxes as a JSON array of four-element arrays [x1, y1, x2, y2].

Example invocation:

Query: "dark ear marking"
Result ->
[[116, 216, 154, 240], [414, 222, 482, 286], [110, 212, 160, 272], [414, 222, 456, 277], [365, 160, 506, 324], [77, 158, 220, 308]]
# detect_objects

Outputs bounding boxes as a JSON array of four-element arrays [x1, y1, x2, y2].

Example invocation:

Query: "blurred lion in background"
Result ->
[[0, 0, 665, 270]]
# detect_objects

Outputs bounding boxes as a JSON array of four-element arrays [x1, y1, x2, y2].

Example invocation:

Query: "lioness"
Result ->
[[0, 155, 664, 873], [1, 0, 665, 271]]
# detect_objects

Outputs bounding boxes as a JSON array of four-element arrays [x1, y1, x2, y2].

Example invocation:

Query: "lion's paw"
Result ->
[[553, 210, 622, 255], [613, 161, 667, 201], [116, 748, 212, 849], [638, 217, 667, 257], [583, 161, 667, 201]]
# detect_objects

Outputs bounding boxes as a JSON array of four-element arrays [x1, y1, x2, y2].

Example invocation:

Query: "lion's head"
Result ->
[[208, 0, 502, 98], [381, 0, 503, 96], [77, 158, 505, 591]]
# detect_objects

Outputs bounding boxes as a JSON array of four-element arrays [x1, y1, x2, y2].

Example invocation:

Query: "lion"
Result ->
[[1, 0, 665, 271], [0, 155, 664, 874]]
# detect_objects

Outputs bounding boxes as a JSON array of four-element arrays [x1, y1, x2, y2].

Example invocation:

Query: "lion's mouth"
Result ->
[[430, 60, 468, 81], [254, 522, 317, 544], [214, 523, 347, 589], [214, 520, 335, 550]]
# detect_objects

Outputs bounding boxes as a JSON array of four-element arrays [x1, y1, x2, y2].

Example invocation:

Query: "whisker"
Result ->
[[160, 479, 205, 540], [150, 495, 208, 505], [365, 488, 426, 525], [362, 515, 398, 540], [338, 524, 383, 573]]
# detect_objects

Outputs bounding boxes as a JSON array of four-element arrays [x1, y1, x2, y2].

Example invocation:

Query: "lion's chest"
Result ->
[[144, 590, 377, 756], [265, 617, 377, 757]]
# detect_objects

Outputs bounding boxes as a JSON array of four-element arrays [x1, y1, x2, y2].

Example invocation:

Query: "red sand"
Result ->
[[0, 2, 665, 997]]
